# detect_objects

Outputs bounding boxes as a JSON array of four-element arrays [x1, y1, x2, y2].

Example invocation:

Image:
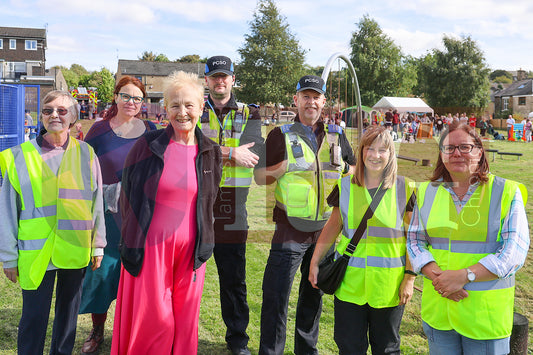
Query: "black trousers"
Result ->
[[259, 223, 329, 355], [334, 297, 404, 355], [213, 187, 250, 350], [18, 268, 86, 355]]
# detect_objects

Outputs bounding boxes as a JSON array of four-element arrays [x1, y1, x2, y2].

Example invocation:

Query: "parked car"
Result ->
[[279, 111, 296, 121]]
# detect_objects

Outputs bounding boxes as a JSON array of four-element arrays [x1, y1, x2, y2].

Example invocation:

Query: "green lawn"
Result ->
[[0, 125, 531, 354]]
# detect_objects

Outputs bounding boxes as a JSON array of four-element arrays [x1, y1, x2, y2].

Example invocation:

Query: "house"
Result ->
[[493, 77, 533, 118], [116, 60, 205, 103], [0, 26, 47, 81]]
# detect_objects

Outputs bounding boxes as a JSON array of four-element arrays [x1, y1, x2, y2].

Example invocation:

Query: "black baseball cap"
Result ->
[[296, 75, 326, 94], [205, 56, 234, 76]]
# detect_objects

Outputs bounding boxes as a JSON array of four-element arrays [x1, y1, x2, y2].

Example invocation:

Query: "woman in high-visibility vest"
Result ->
[[0, 90, 106, 355], [309, 126, 416, 354], [407, 121, 529, 354]]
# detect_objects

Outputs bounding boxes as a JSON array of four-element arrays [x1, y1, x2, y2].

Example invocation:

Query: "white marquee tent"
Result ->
[[372, 97, 434, 115]]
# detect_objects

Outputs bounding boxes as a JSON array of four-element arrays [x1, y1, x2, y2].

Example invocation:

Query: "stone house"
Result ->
[[116, 60, 205, 103], [493, 69, 533, 118]]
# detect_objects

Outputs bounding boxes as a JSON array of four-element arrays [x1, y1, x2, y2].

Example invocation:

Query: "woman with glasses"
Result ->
[[79, 76, 157, 355], [407, 121, 529, 354], [0, 90, 105, 354]]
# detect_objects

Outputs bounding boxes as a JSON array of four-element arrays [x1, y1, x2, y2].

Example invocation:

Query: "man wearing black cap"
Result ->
[[255, 75, 355, 354], [201, 55, 263, 355]]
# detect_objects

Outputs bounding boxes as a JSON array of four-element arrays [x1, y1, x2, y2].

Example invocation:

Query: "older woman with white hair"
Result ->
[[0, 90, 105, 354], [111, 71, 222, 354]]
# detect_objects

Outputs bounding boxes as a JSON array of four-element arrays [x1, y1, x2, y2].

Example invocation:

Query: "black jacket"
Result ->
[[119, 125, 222, 276]]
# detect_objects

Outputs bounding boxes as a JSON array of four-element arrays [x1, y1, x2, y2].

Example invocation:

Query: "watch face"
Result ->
[[467, 269, 475, 282]]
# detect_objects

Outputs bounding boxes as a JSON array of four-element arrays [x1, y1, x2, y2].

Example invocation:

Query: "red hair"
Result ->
[[103, 76, 147, 120]]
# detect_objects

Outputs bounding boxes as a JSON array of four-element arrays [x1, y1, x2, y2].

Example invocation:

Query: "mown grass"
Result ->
[[0, 124, 531, 354]]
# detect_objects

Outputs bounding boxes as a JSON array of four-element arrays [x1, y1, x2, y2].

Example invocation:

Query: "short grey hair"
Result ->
[[163, 71, 204, 108]]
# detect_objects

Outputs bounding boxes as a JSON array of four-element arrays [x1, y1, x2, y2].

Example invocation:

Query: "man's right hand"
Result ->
[[3, 267, 18, 283], [232, 142, 259, 168]]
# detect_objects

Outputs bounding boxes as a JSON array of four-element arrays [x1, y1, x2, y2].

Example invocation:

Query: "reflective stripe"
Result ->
[[57, 219, 93, 230], [427, 237, 449, 250], [324, 171, 341, 180], [367, 226, 404, 239], [367, 255, 406, 268], [395, 176, 407, 229], [11, 144, 35, 208], [487, 176, 505, 243], [223, 176, 253, 187], [18, 238, 47, 250], [288, 160, 314, 172], [347, 256, 366, 268], [58, 188, 93, 200], [19, 205, 57, 220], [450, 240, 502, 254], [464, 276, 515, 291]]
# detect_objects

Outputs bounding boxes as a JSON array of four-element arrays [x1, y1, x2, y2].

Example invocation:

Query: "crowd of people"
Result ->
[[0, 55, 530, 355]]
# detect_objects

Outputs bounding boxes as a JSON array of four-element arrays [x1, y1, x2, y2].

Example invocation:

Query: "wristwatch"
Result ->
[[466, 268, 476, 282]]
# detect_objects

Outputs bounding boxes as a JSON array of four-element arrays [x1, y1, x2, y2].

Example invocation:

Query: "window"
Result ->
[[9, 39, 16, 49], [518, 97, 526, 106], [25, 40, 37, 50], [503, 97, 509, 111], [0, 39, 3, 49]]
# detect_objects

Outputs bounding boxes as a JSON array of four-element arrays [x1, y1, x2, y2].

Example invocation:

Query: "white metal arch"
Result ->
[[321, 52, 363, 141]]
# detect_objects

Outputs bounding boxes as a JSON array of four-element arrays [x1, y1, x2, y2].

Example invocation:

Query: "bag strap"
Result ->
[[344, 184, 387, 255]]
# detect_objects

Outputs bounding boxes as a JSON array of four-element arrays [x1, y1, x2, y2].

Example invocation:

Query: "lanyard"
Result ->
[[206, 100, 233, 133]]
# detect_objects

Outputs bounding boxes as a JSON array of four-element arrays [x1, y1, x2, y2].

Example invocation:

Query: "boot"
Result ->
[[81, 324, 104, 354]]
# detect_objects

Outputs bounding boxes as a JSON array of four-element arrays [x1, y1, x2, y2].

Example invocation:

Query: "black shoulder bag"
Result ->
[[316, 184, 387, 294]]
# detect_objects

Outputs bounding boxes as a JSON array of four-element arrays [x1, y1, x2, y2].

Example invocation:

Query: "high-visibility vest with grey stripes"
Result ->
[[274, 124, 343, 232], [200, 104, 253, 187], [0, 138, 95, 290], [417, 174, 526, 340], [335, 175, 413, 308]]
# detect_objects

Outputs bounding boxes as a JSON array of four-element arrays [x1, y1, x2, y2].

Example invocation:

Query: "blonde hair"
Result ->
[[353, 125, 397, 188], [163, 71, 204, 108]]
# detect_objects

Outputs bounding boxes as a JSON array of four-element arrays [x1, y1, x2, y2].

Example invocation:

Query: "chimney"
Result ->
[[517, 69, 527, 81]]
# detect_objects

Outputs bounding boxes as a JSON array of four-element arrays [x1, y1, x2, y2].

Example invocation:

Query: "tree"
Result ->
[[70, 64, 89, 77], [155, 53, 170, 62], [52, 65, 79, 88], [179, 54, 206, 63], [96, 68, 115, 103], [237, 0, 306, 107], [489, 69, 512, 81], [139, 51, 157, 61], [349, 15, 410, 106], [417, 35, 490, 108]]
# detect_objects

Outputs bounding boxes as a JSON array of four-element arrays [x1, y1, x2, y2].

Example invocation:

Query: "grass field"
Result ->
[[0, 121, 531, 354]]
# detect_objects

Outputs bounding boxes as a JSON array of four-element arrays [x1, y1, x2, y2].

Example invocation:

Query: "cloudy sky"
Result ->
[[3, 0, 532, 74]]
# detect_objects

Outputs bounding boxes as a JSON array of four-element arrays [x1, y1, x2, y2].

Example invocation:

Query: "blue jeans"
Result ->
[[422, 321, 510, 355]]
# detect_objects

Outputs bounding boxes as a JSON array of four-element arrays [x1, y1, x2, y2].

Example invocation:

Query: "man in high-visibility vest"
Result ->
[[200, 56, 263, 355], [255, 75, 355, 355]]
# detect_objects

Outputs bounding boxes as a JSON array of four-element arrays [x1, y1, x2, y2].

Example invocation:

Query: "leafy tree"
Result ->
[[52, 65, 79, 88], [139, 51, 170, 62], [349, 15, 410, 106], [70, 64, 89, 77], [417, 35, 490, 108], [155, 53, 170, 62], [489, 69, 512, 81], [139, 51, 157, 61], [493, 75, 512, 84], [237, 0, 306, 107], [179, 54, 206, 63], [96, 68, 115, 103]]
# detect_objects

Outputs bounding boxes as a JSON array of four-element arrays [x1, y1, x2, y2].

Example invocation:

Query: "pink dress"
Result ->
[[111, 141, 205, 355]]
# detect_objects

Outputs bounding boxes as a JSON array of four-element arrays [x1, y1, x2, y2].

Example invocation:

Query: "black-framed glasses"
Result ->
[[42, 108, 69, 116], [118, 93, 144, 104], [440, 144, 479, 154]]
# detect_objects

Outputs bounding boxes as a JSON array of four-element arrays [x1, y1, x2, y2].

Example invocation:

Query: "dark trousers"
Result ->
[[334, 297, 404, 355], [18, 268, 86, 355], [259, 223, 327, 355], [213, 241, 250, 349], [213, 187, 250, 350]]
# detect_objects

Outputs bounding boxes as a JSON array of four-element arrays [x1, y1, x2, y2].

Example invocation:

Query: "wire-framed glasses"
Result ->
[[440, 144, 478, 154]]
